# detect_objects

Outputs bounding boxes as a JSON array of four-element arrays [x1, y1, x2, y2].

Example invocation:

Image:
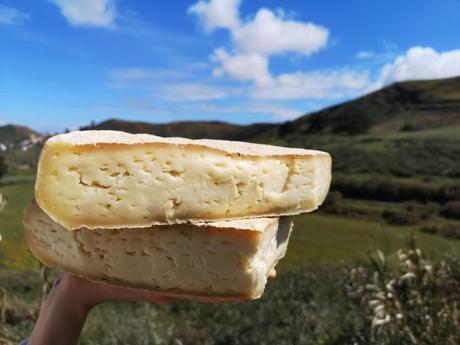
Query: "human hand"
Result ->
[[28, 269, 278, 345], [27, 274, 178, 345]]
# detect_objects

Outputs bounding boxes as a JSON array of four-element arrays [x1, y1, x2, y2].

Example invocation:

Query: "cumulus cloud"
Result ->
[[190, 0, 354, 100], [232, 8, 328, 56], [377, 46, 460, 86], [188, 0, 240, 32], [51, 0, 116, 28], [212, 48, 272, 86], [188, 3, 460, 104], [253, 70, 370, 100], [0, 5, 29, 25]]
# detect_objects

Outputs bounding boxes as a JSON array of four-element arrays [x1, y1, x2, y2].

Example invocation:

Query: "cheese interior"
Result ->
[[36, 142, 327, 229], [25, 203, 293, 299]]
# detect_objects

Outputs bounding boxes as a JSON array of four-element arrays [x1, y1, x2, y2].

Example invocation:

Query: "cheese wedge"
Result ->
[[24, 202, 293, 300], [35, 130, 331, 230]]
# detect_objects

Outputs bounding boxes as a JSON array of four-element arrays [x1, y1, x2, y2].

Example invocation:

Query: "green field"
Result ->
[[0, 182, 36, 269]]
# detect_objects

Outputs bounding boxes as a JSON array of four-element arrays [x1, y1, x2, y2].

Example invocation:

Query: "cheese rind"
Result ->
[[24, 202, 293, 300], [35, 130, 331, 230]]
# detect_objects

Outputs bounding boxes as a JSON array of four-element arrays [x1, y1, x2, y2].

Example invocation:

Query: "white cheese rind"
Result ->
[[35, 130, 331, 230], [24, 202, 293, 300]]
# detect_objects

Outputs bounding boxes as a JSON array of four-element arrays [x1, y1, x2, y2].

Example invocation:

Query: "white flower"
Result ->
[[401, 272, 416, 280], [372, 314, 391, 327]]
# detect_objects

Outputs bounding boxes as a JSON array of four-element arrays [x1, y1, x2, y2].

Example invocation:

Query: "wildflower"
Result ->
[[401, 272, 416, 280], [372, 314, 391, 327]]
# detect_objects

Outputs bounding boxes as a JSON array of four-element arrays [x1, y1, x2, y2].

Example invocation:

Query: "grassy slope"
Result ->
[[282, 214, 460, 269], [284, 124, 460, 181], [0, 183, 36, 269]]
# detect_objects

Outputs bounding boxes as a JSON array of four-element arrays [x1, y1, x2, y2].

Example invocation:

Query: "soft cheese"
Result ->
[[25, 202, 293, 300], [35, 130, 331, 230]]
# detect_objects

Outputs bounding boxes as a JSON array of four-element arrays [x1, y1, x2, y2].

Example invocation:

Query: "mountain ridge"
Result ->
[[1, 76, 460, 143]]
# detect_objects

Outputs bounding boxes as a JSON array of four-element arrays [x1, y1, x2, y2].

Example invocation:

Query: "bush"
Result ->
[[348, 239, 460, 345], [421, 223, 460, 240], [333, 175, 460, 204], [0, 156, 7, 181], [321, 191, 344, 212], [382, 202, 437, 225], [440, 201, 460, 220], [332, 106, 372, 135]]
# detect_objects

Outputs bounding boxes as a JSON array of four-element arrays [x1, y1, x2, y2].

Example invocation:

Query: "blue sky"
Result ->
[[1, 0, 460, 132]]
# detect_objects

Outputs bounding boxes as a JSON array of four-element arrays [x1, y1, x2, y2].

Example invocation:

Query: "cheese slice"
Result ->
[[35, 130, 331, 230], [24, 202, 293, 300]]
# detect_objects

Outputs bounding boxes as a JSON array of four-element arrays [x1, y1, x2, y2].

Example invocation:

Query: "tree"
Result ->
[[0, 156, 7, 181]]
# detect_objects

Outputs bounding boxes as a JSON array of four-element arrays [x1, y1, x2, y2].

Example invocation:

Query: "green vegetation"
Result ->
[[284, 214, 460, 268], [0, 183, 36, 270], [2, 242, 460, 344], [0, 156, 7, 180], [1, 76, 460, 343], [0, 125, 38, 143]]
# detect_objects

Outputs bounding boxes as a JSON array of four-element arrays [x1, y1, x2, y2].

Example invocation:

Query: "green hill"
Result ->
[[0, 124, 40, 143], [85, 77, 460, 145], [89, 118, 278, 142], [279, 76, 460, 137]]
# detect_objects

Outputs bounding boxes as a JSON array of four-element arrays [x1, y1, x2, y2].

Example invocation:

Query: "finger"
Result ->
[[268, 269, 277, 279]]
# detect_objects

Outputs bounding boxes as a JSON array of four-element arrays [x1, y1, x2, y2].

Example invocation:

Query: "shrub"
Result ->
[[440, 201, 460, 220], [320, 191, 344, 212], [382, 202, 437, 225], [333, 175, 460, 204], [0, 156, 7, 181], [347, 239, 460, 345], [421, 223, 460, 240], [332, 106, 372, 135]]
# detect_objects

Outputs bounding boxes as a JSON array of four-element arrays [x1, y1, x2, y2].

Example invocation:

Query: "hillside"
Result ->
[[279, 76, 460, 137], [87, 77, 460, 141], [89, 118, 278, 142], [0, 124, 40, 143]]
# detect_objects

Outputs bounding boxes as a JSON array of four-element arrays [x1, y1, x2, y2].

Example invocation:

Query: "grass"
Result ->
[[0, 182, 36, 270], [283, 214, 460, 269]]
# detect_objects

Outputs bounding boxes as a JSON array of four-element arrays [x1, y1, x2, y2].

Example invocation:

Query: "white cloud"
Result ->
[[212, 48, 272, 86], [356, 50, 374, 59], [377, 46, 460, 86], [182, 102, 301, 121], [0, 5, 29, 25], [253, 70, 370, 100], [108, 68, 188, 84], [233, 8, 328, 56], [158, 83, 229, 101], [190, 0, 355, 101], [188, 0, 240, 32], [108, 68, 231, 101], [51, 0, 116, 28], [189, 1, 328, 57]]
